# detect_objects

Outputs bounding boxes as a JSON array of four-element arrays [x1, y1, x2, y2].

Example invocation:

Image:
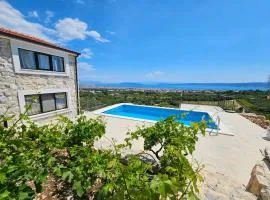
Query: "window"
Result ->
[[25, 95, 41, 115], [25, 93, 67, 116], [55, 93, 67, 109], [52, 56, 64, 72], [41, 94, 56, 112], [18, 48, 65, 72], [19, 49, 36, 69], [37, 54, 50, 70]]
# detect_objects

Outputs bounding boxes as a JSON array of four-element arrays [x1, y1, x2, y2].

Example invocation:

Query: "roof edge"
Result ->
[[0, 27, 80, 56]]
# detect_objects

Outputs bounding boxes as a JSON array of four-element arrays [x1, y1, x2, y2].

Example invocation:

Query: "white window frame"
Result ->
[[9, 38, 71, 77], [18, 88, 72, 120]]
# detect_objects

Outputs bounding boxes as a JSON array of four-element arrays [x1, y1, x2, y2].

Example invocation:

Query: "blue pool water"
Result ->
[[103, 104, 217, 129]]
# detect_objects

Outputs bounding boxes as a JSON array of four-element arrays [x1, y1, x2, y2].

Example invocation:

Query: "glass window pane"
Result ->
[[19, 49, 36, 69], [37, 54, 50, 70], [25, 95, 41, 115], [41, 94, 56, 112], [55, 93, 67, 110], [52, 56, 64, 72]]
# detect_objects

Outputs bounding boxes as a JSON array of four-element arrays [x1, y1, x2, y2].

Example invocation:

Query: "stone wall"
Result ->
[[0, 37, 78, 123]]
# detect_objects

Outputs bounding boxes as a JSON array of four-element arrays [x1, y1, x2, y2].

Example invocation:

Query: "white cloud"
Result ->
[[78, 62, 96, 72], [75, 0, 85, 4], [55, 18, 88, 41], [146, 71, 164, 79], [0, 0, 55, 42], [88, 30, 110, 43], [55, 18, 109, 43], [28, 10, 39, 18], [80, 48, 94, 59], [0, 1, 109, 44], [45, 10, 54, 24]]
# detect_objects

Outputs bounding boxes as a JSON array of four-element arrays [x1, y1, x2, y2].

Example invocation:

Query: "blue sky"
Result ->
[[0, 0, 269, 83]]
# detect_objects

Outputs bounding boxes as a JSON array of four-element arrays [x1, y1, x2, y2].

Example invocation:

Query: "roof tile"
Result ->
[[0, 27, 80, 55]]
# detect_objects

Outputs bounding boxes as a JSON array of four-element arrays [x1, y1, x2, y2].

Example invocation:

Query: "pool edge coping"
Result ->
[[92, 103, 234, 136]]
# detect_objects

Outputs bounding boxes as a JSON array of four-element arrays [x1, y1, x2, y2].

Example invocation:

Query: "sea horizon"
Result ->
[[80, 81, 268, 91]]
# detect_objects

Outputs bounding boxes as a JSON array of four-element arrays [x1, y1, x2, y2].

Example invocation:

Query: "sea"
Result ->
[[81, 82, 268, 91]]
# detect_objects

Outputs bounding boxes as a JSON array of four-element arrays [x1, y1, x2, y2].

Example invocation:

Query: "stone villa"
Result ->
[[0, 27, 80, 123]]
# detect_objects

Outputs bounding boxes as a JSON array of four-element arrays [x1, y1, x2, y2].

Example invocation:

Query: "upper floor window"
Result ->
[[52, 56, 64, 72], [18, 48, 65, 72]]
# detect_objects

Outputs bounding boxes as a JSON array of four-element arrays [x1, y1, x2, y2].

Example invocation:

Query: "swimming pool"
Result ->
[[102, 104, 218, 129]]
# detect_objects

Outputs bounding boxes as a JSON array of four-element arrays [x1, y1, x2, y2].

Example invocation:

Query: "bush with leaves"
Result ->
[[0, 111, 206, 199], [97, 117, 206, 199], [0, 113, 109, 199]]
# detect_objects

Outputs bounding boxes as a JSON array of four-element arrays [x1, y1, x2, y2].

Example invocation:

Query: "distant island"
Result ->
[[80, 81, 268, 91]]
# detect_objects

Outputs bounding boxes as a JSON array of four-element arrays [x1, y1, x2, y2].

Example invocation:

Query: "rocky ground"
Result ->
[[246, 148, 270, 200], [201, 148, 270, 200], [240, 113, 270, 129], [200, 170, 256, 200], [36, 170, 258, 200]]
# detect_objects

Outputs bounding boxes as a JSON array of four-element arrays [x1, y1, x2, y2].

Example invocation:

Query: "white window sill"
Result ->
[[30, 108, 72, 121], [15, 69, 69, 77]]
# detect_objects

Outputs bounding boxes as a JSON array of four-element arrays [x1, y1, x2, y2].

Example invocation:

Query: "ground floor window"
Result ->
[[25, 95, 41, 115], [25, 92, 67, 116]]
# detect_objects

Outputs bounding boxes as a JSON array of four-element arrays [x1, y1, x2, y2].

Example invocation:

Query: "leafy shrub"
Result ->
[[123, 117, 206, 199], [0, 113, 206, 199]]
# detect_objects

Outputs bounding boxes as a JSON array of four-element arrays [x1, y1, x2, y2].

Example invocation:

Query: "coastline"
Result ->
[[80, 82, 268, 91]]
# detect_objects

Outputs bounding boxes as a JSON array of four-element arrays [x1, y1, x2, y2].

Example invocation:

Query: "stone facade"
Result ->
[[0, 36, 79, 123]]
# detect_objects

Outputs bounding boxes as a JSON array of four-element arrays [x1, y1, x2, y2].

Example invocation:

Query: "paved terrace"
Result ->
[[85, 103, 268, 188]]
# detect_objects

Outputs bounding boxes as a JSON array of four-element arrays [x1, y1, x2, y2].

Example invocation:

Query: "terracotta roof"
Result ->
[[0, 27, 80, 56]]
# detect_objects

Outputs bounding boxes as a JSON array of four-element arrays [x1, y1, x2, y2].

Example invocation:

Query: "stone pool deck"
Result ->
[[85, 104, 268, 198]]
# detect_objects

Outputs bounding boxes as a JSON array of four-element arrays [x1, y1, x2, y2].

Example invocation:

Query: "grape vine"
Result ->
[[0, 111, 206, 199]]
